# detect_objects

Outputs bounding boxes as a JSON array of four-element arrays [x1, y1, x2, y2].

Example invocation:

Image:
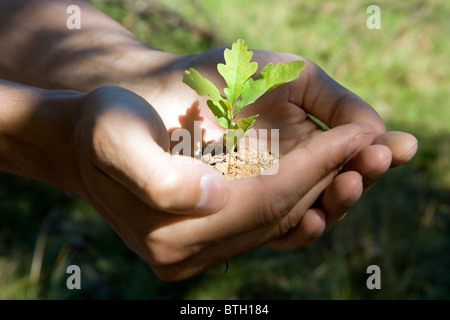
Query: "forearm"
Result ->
[[0, 79, 83, 194], [0, 0, 177, 94]]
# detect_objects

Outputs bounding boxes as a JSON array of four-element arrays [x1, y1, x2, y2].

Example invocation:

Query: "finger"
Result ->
[[76, 155, 193, 268], [151, 164, 338, 280], [320, 170, 364, 232], [156, 209, 328, 280], [342, 144, 392, 189], [283, 56, 418, 174], [83, 86, 229, 214], [265, 170, 362, 249], [264, 208, 327, 250], [285, 56, 386, 132], [131, 121, 376, 264], [374, 131, 418, 167], [262, 168, 336, 249], [148, 122, 374, 280]]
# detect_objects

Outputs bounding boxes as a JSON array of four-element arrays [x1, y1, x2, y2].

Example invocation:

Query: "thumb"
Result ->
[[83, 86, 229, 214], [95, 114, 229, 214], [95, 123, 229, 215], [139, 145, 229, 214]]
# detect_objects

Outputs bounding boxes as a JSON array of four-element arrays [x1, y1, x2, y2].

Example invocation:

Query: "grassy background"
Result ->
[[1, 0, 449, 299]]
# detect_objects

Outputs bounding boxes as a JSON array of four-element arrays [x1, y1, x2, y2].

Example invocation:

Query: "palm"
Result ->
[[145, 48, 321, 153], [234, 84, 319, 153]]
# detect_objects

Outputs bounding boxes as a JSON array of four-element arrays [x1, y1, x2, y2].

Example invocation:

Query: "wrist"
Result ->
[[0, 0, 180, 95], [103, 46, 182, 98], [41, 40, 182, 104], [0, 80, 85, 194]]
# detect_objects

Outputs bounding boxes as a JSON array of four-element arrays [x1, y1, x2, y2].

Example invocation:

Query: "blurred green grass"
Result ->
[[1, 0, 449, 299]]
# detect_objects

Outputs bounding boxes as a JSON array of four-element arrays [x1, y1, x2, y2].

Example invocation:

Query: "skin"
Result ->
[[0, 0, 418, 281]]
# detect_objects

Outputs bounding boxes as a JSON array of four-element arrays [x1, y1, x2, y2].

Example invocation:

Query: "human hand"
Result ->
[[127, 48, 417, 245], [0, 0, 417, 233], [71, 85, 376, 281], [0, 0, 417, 281]]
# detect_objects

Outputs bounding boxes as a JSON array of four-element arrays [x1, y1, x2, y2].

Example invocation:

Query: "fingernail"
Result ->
[[196, 173, 229, 212]]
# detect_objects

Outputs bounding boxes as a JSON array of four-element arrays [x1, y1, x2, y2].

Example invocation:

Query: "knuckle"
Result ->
[[91, 125, 111, 160], [304, 212, 326, 245], [159, 172, 182, 200], [261, 191, 294, 226], [82, 113, 117, 164], [277, 214, 301, 238], [149, 171, 192, 211], [302, 145, 331, 177]]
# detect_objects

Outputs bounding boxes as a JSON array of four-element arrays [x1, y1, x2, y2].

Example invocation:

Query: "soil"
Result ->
[[201, 146, 281, 182]]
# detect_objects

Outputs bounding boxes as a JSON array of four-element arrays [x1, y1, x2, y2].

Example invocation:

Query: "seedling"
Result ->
[[183, 39, 305, 170]]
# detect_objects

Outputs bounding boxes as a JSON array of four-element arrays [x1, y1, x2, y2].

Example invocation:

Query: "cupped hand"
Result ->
[[73, 85, 376, 281], [136, 47, 418, 242]]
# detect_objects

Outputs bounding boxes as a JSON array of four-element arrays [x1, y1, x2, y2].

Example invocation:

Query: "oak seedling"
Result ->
[[183, 39, 305, 170]]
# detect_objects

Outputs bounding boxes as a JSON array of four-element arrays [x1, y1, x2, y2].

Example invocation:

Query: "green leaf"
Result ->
[[224, 129, 245, 153], [236, 114, 259, 133], [183, 68, 222, 102], [223, 115, 259, 152], [183, 39, 306, 152], [236, 60, 305, 113], [217, 39, 258, 107], [207, 100, 231, 129]]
